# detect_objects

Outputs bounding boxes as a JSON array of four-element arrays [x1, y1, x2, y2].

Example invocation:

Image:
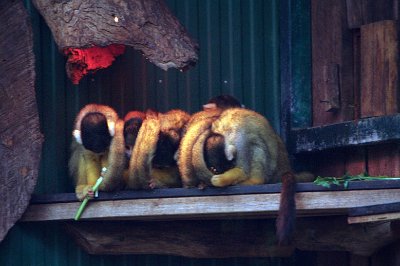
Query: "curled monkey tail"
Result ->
[[276, 171, 296, 246]]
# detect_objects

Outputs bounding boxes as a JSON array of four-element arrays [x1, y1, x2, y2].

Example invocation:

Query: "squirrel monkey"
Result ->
[[178, 96, 311, 245], [69, 104, 125, 200], [126, 109, 190, 189], [178, 95, 242, 187]]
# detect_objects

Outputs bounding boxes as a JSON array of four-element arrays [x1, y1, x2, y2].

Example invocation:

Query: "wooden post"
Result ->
[[346, 0, 398, 29], [312, 0, 354, 126], [360, 20, 399, 118]]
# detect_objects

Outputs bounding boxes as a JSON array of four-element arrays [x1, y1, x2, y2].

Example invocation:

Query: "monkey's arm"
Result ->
[[127, 113, 160, 189], [99, 119, 125, 191], [74, 151, 102, 200]]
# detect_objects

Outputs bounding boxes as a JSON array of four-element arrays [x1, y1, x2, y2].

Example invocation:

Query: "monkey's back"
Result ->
[[212, 108, 291, 184]]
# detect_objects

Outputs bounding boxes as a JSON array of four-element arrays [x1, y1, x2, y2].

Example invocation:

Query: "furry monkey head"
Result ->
[[123, 111, 146, 159], [152, 109, 190, 168], [203, 94, 242, 110], [80, 112, 112, 153]]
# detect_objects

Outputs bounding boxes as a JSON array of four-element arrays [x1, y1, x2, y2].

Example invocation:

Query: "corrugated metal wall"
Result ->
[[0, 0, 297, 265]]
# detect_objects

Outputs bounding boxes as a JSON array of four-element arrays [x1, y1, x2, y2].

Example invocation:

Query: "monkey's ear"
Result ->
[[225, 144, 236, 161], [203, 103, 217, 110], [107, 121, 115, 136], [73, 129, 82, 144]]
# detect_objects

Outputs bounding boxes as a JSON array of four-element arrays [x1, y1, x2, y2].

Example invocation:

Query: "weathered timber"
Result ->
[[21, 188, 400, 221], [312, 0, 354, 126], [349, 202, 400, 217], [295, 217, 398, 256], [64, 217, 399, 257], [65, 220, 294, 258], [348, 212, 400, 224], [29, 179, 400, 204], [346, 0, 398, 29], [360, 20, 399, 118], [32, 0, 198, 83], [0, 1, 43, 242], [348, 202, 400, 224], [290, 114, 400, 153]]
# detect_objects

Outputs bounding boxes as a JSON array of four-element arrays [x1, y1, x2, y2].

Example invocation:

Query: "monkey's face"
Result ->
[[81, 112, 112, 153], [204, 133, 235, 174], [123, 118, 143, 159]]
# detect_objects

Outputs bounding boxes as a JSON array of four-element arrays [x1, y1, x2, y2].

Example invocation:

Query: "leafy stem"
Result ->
[[313, 173, 400, 188]]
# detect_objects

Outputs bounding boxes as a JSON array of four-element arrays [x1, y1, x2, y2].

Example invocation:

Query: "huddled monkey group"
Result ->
[[69, 95, 313, 245]]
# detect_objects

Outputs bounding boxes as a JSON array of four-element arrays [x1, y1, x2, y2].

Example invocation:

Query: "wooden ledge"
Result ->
[[21, 180, 400, 222], [21, 181, 400, 257]]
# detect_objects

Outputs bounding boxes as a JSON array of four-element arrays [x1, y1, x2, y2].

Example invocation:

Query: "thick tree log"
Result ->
[[32, 0, 199, 84], [66, 220, 294, 258], [295, 217, 398, 256], [64, 217, 399, 257], [0, 1, 43, 242]]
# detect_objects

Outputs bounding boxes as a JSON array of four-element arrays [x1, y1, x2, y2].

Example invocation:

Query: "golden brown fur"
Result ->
[[178, 109, 223, 187], [126, 109, 190, 189], [69, 104, 125, 200], [178, 107, 312, 245], [210, 108, 291, 186]]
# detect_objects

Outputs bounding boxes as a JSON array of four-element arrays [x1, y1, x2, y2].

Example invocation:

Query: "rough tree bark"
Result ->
[[32, 0, 199, 84], [0, 1, 43, 242]]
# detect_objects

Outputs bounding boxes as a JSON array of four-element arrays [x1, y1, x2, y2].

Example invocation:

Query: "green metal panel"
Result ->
[[289, 0, 312, 128], [0, 0, 309, 265]]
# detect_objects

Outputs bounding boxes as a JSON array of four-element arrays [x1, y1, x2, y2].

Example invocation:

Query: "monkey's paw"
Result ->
[[76, 186, 95, 201]]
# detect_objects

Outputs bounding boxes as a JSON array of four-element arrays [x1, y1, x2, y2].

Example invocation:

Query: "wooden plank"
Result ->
[[348, 212, 400, 224], [348, 200, 400, 224], [21, 189, 400, 222], [312, 0, 354, 126], [290, 114, 400, 153], [29, 180, 400, 204], [346, 0, 398, 29], [360, 20, 399, 118], [349, 202, 400, 216]]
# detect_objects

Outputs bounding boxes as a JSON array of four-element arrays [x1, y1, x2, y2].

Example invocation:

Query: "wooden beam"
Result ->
[[348, 212, 400, 224], [21, 188, 400, 222], [348, 202, 400, 224], [290, 114, 400, 153]]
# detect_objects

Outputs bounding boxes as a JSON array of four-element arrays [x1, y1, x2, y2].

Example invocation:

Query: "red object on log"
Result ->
[[64, 44, 126, 84]]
